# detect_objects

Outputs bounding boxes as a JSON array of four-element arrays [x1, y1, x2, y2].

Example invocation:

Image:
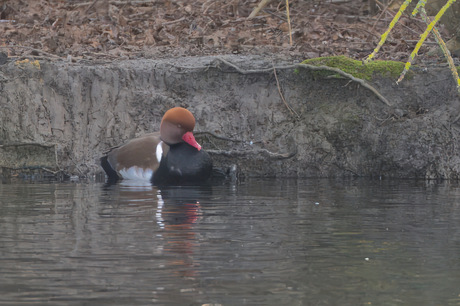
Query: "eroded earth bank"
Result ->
[[0, 55, 460, 180]]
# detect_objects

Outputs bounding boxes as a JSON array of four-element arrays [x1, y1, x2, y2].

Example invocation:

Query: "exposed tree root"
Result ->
[[211, 57, 392, 107]]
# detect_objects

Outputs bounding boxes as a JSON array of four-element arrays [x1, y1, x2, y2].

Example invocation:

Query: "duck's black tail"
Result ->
[[100, 156, 120, 182]]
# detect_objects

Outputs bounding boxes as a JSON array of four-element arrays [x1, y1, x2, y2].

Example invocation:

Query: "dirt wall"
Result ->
[[1, 55, 459, 180]]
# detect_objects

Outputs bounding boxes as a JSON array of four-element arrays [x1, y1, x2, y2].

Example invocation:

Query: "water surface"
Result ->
[[1, 179, 460, 305]]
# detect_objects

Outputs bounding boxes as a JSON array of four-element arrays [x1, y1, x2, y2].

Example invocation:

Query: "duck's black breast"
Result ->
[[152, 142, 213, 185]]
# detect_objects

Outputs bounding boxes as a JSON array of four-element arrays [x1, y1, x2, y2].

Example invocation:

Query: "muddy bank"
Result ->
[[0, 55, 459, 180]]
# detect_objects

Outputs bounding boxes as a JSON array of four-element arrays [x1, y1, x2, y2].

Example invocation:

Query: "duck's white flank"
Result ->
[[119, 166, 153, 181]]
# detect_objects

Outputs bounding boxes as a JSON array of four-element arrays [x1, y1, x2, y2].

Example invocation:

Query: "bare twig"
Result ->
[[285, 0, 293, 46], [367, 0, 396, 41], [273, 65, 299, 117], [207, 148, 296, 160], [248, 0, 272, 19], [0, 142, 55, 148], [213, 57, 272, 74], [162, 17, 186, 26], [260, 9, 286, 21], [41, 167, 61, 174]]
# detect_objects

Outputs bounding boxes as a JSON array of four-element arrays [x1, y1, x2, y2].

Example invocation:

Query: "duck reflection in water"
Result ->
[[104, 181, 213, 278]]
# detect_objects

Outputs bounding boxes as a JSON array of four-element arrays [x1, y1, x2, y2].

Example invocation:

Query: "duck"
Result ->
[[100, 107, 212, 185]]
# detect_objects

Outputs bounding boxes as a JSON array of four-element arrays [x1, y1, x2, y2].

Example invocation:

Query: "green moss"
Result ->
[[299, 55, 408, 81]]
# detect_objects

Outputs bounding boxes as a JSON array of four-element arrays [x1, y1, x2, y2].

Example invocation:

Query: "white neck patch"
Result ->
[[156, 141, 163, 163]]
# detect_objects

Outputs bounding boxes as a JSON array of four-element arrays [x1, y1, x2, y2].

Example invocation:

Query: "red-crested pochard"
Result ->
[[101, 107, 212, 185]]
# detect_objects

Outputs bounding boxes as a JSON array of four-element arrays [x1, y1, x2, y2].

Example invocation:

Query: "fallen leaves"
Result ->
[[0, 0, 438, 61]]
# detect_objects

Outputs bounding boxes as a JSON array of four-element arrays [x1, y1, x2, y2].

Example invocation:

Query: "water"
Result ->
[[1, 178, 460, 305]]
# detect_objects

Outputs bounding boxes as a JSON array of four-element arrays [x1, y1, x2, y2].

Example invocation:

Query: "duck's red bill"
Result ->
[[182, 131, 202, 151]]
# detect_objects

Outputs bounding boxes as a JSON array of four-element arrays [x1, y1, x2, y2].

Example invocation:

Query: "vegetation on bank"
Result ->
[[300, 56, 407, 81]]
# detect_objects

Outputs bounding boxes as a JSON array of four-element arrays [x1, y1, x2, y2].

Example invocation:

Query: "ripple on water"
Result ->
[[0, 179, 460, 305]]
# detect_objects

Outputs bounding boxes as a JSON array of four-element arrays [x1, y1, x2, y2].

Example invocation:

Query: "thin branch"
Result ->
[[273, 65, 299, 117], [286, 0, 293, 46], [162, 17, 186, 26], [0, 142, 55, 148], [207, 148, 296, 160], [248, 0, 272, 19], [41, 167, 61, 174], [367, 0, 397, 41]]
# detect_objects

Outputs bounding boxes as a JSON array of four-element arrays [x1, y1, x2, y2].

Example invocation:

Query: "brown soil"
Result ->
[[0, 0, 452, 62]]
